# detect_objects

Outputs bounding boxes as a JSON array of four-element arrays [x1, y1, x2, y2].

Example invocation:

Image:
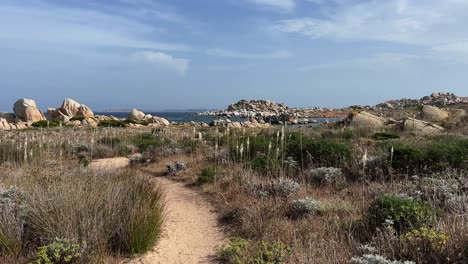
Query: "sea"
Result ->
[[95, 112, 343, 125]]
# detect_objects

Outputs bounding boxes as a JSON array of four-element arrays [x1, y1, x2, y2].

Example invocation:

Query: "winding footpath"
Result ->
[[129, 164, 226, 264]]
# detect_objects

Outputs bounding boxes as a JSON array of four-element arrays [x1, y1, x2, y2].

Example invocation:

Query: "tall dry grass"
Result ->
[[0, 166, 165, 263]]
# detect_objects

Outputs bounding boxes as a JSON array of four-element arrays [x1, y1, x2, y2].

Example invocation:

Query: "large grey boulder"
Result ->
[[59, 98, 94, 118], [348, 111, 386, 130], [404, 117, 444, 134], [128, 109, 145, 121], [0, 113, 15, 123], [13, 99, 46, 122], [420, 105, 449, 122]]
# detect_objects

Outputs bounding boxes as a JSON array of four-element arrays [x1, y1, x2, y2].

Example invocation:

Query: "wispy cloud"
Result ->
[[272, 0, 468, 54], [298, 52, 418, 71], [133, 51, 190, 74], [115, 0, 187, 24], [0, 2, 190, 52], [207, 48, 292, 59], [245, 0, 295, 12]]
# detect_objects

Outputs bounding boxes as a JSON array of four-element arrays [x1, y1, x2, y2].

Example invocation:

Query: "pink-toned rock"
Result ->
[[59, 98, 94, 118], [13, 99, 46, 122]]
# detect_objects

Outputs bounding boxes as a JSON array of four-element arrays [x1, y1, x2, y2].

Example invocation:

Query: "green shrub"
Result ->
[[197, 166, 217, 184], [32, 121, 61, 128], [367, 195, 435, 233], [32, 238, 86, 264], [69, 116, 85, 122], [425, 135, 468, 169], [217, 237, 291, 264], [372, 132, 400, 141], [287, 136, 352, 167], [98, 120, 128, 128], [399, 228, 448, 260], [389, 136, 468, 172], [389, 143, 426, 172], [130, 133, 162, 151]]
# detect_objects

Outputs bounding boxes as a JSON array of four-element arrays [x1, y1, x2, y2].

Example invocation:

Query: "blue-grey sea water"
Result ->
[[95, 112, 342, 125]]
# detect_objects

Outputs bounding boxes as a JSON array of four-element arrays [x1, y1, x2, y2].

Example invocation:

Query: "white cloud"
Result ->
[[133, 51, 190, 74], [273, 0, 468, 52], [207, 49, 292, 59], [433, 41, 468, 54], [0, 2, 190, 52], [246, 0, 295, 12], [298, 52, 418, 71]]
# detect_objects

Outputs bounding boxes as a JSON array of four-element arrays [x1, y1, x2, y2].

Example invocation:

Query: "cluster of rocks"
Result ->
[[375, 93, 468, 110], [0, 99, 172, 130], [127, 109, 171, 127], [198, 99, 347, 125], [209, 118, 271, 129], [347, 104, 467, 134], [198, 93, 467, 125]]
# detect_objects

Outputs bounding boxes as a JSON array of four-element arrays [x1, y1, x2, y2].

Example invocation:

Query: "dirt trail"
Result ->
[[128, 161, 226, 264]]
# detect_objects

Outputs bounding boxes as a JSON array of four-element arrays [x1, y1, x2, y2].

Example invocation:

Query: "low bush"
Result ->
[[217, 237, 291, 264], [289, 198, 322, 218], [287, 136, 352, 168], [32, 120, 61, 128], [351, 254, 415, 264], [367, 195, 435, 234], [166, 161, 187, 175], [197, 166, 217, 184], [32, 238, 86, 264], [69, 116, 86, 122], [98, 120, 128, 128], [130, 133, 162, 151], [373, 132, 400, 141], [249, 178, 300, 198], [307, 167, 345, 186], [388, 136, 468, 172], [0, 186, 27, 256], [398, 228, 448, 261]]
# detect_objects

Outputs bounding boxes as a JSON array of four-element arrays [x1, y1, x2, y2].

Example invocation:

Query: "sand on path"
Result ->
[[130, 176, 225, 264]]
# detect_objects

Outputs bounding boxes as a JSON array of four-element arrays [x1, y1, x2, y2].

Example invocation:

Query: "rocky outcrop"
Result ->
[[128, 109, 145, 121], [59, 98, 94, 118], [375, 93, 468, 110], [227, 99, 289, 112], [198, 99, 347, 124], [420, 105, 449, 122], [404, 117, 444, 134], [13, 99, 46, 122], [348, 111, 386, 130], [210, 118, 271, 129], [46, 108, 70, 123]]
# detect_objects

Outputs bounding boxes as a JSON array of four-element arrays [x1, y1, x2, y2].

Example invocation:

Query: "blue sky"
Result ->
[[1, 0, 467, 111]]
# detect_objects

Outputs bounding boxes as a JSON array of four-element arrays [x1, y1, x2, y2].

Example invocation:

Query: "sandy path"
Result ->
[[129, 171, 225, 264], [89, 157, 130, 170]]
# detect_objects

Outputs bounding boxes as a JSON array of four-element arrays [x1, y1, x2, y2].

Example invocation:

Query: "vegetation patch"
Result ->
[[217, 237, 291, 264], [367, 195, 436, 234]]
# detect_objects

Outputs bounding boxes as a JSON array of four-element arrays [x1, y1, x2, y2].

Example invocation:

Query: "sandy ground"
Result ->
[[92, 156, 226, 263], [129, 176, 225, 264], [89, 157, 130, 170]]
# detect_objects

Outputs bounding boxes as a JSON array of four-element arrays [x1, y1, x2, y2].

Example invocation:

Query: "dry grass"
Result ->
[[1, 119, 467, 263], [0, 163, 164, 263]]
